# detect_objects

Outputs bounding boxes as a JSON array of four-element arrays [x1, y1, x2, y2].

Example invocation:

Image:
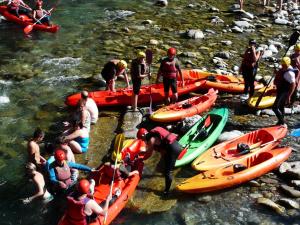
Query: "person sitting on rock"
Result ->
[[101, 59, 130, 92], [62, 179, 111, 225], [21, 162, 53, 204], [48, 150, 93, 191], [80, 91, 98, 125], [62, 120, 90, 154]]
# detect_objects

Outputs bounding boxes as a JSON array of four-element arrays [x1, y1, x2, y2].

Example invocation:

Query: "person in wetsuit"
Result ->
[[272, 57, 296, 125], [137, 127, 182, 195]]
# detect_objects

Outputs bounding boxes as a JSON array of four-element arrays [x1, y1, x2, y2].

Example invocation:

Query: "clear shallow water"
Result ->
[[0, 0, 299, 224]]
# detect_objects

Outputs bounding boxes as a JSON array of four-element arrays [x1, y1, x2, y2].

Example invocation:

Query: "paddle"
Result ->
[[213, 139, 279, 161], [255, 31, 300, 108], [23, 8, 53, 34], [177, 115, 211, 160], [146, 49, 153, 114], [103, 133, 125, 225]]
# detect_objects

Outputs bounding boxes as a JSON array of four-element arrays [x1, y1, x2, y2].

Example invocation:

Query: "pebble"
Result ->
[[142, 20, 153, 25], [155, 0, 168, 7], [186, 29, 205, 39], [233, 20, 254, 29], [231, 26, 243, 33], [214, 51, 231, 59], [291, 180, 300, 187], [197, 195, 212, 203], [209, 7, 219, 13], [249, 180, 261, 187], [274, 18, 292, 25], [221, 40, 232, 46], [250, 193, 263, 199], [149, 39, 159, 45], [218, 130, 243, 142]]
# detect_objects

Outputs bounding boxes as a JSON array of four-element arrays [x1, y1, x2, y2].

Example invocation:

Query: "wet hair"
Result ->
[[25, 162, 36, 173], [57, 136, 67, 144], [33, 128, 44, 139], [81, 91, 89, 99]]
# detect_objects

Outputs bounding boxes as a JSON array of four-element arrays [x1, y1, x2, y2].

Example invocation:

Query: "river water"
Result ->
[[0, 0, 300, 224]]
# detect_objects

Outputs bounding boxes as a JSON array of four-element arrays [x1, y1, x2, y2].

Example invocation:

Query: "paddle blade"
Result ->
[[146, 49, 153, 65], [204, 115, 211, 128], [289, 31, 300, 46], [177, 147, 188, 160], [24, 25, 33, 34], [113, 133, 125, 154]]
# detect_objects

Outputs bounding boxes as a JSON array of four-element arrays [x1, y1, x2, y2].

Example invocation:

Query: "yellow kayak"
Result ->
[[247, 86, 276, 109]]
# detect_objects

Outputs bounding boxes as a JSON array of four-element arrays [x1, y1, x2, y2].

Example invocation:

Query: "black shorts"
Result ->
[[163, 78, 177, 94], [132, 79, 142, 95]]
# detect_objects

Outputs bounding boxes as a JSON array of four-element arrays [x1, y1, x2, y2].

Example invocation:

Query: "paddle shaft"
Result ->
[[103, 134, 124, 225], [33, 8, 53, 25], [146, 49, 153, 114], [255, 31, 300, 108]]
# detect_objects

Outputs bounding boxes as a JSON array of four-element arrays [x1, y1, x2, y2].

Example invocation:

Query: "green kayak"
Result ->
[[175, 108, 229, 167]]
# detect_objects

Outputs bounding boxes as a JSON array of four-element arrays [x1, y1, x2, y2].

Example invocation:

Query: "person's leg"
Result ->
[[243, 72, 250, 95], [249, 71, 255, 97], [239, 0, 244, 10], [170, 79, 178, 104], [277, 0, 283, 10], [163, 77, 170, 105], [68, 141, 83, 154], [272, 94, 285, 125]]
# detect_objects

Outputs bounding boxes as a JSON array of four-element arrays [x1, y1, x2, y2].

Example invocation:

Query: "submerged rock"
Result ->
[[197, 195, 212, 203], [274, 18, 292, 25], [155, 0, 168, 7], [257, 197, 286, 215], [233, 20, 254, 29]]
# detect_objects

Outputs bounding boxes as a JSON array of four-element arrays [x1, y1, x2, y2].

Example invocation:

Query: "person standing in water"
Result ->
[[27, 128, 46, 169]]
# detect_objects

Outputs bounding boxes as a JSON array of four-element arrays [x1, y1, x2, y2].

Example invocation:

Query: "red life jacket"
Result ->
[[65, 196, 90, 225], [150, 127, 177, 145], [161, 58, 177, 79], [54, 162, 72, 187], [274, 68, 295, 93], [242, 47, 256, 68], [103, 164, 122, 181]]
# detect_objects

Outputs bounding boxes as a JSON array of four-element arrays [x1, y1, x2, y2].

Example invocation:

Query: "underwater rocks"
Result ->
[[257, 197, 286, 215], [186, 29, 205, 39]]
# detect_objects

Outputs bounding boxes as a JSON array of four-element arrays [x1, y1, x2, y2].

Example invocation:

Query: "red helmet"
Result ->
[[77, 179, 90, 194], [167, 47, 176, 56], [54, 149, 65, 161], [137, 128, 148, 139], [36, 0, 43, 6]]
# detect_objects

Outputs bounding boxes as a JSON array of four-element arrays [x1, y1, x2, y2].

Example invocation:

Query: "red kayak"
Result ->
[[0, 6, 59, 33], [65, 80, 205, 107], [58, 140, 145, 225]]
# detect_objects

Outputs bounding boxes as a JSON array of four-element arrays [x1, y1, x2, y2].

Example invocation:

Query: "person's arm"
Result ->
[[285, 72, 296, 105], [68, 161, 92, 172], [139, 64, 148, 78], [64, 130, 80, 141], [156, 63, 164, 83], [123, 70, 130, 88], [175, 59, 184, 86]]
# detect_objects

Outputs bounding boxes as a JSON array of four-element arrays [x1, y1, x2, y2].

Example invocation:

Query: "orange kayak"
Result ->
[[192, 125, 288, 171], [65, 80, 205, 107], [58, 140, 144, 225], [176, 147, 291, 193], [181, 69, 264, 93], [150, 88, 218, 122]]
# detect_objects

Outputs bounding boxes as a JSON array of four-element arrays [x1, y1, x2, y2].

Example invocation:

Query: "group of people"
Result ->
[[240, 39, 300, 125], [237, 0, 298, 11], [3, 0, 52, 26], [100, 47, 184, 111], [24, 91, 99, 204]]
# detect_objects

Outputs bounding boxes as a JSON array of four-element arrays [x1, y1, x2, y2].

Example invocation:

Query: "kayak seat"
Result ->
[[250, 152, 273, 167]]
